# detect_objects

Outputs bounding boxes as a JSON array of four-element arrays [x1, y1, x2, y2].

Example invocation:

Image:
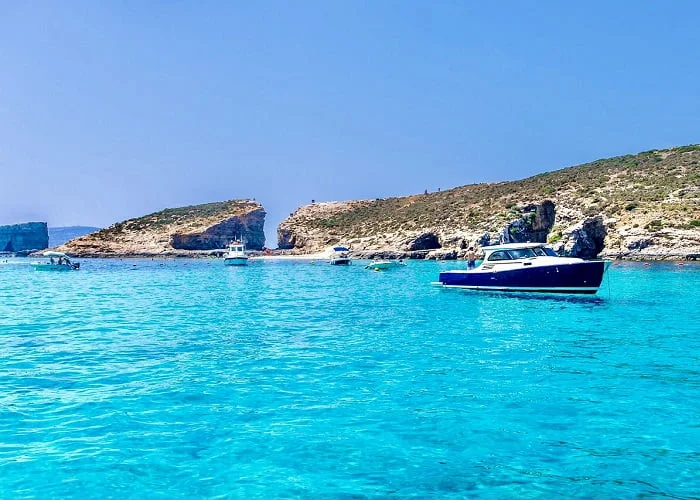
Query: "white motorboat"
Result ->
[[31, 251, 80, 271], [365, 259, 406, 271], [329, 246, 351, 265], [223, 241, 248, 266]]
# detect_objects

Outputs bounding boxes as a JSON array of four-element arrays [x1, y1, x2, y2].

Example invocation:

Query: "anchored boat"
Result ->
[[365, 259, 406, 271], [223, 241, 248, 266], [329, 246, 351, 266], [437, 243, 611, 294], [31, 251, 80, 271]]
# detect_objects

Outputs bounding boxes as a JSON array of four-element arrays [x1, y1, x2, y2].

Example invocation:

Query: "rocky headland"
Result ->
[[57, 200, 265, 257], [0, 222, 49, 254], [278, 145, 700, 260]]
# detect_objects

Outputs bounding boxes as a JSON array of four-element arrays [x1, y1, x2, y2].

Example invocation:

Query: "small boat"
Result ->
[[31, 251, 80, 271], [329, 246, 351, 265], [223, 241, 248, 266], [436, 243, 611, 294], [365, 259, 406, 271]]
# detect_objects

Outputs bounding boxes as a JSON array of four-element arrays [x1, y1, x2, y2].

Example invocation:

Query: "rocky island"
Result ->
[[278, 145, 700, 260], [58, 200, 265, 257]]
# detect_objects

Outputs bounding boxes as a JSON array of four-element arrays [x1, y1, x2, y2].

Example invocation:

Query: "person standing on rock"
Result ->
[[466, 247, 477, 270]]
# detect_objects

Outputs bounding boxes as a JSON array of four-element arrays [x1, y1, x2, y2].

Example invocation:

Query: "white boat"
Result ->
[[223, 241, 248, 266], [365, 259, 406, 271], [31, 251, 80, 271], [437, 242, 611, 294], [328, 246, 351, 265]]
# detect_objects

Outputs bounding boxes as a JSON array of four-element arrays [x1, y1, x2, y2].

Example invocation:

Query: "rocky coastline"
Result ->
[[276, 146, 700, 261], [22, 145, 700, 261], [56, 200, 266, 258]]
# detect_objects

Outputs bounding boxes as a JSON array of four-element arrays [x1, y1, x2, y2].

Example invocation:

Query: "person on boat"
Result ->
[[50, 257, 55, 265], [58, 257, 64, 265], [466, 247, 477, 270]]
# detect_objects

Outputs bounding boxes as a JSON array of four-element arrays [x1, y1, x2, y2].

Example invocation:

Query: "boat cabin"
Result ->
[[484, 243, 559, 262]]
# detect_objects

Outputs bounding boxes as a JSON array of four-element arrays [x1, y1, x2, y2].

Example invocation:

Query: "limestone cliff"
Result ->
[[277, 145, 700, 260], [0, 222, 49, 252], [58, 200, 265, 257]]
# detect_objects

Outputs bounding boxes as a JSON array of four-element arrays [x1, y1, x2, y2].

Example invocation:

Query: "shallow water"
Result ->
[[1, 258, 699, 498]]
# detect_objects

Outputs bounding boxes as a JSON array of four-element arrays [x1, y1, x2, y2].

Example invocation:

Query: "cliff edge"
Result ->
[[58, 200, 265, 257], [278, 145, 700, 260]]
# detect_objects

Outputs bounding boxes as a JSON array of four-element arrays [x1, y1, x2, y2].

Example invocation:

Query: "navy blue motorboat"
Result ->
[[437, 243, 611, 294]]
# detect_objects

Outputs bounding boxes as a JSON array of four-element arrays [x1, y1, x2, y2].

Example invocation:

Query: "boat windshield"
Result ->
[[507, 248, 536, 259], [488, 251, 513, 261], [543, 247, 558, 257]]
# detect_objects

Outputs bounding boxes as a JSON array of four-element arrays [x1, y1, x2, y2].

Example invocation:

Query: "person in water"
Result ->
[[466, 247, 477, 270]]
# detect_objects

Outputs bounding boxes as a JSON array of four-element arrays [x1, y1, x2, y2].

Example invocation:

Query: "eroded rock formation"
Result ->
[[58, 200, 265, 257]]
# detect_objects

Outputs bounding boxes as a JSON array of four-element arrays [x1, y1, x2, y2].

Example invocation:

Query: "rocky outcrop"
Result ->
[[275, 145, 700, 260], [404, 232, 441, 251], [58, 200, 265, 257], [0, 222, 49, 252], [502, 201, 556, 243], [169, 210, 265, 250], [555, 216, 608, 259]]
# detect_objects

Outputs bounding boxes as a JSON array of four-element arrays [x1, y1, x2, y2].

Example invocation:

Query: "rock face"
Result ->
[[555, 217, 607, 259], [276, 145, 700, 260], [0, 222, 49, 252], [502, 201, 556, 244], [170, 211, 265, 250], [405, 232, 441, 251], [58, 200, 265, 257]]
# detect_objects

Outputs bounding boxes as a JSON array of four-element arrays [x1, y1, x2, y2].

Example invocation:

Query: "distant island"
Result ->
[[0, 222, 48, 254], [48, 144, 700, 261]]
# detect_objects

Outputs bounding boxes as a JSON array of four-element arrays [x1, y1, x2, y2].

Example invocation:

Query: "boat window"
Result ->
[[532, 247, 547, 256], [488, 251, 512, 261], [507, 248, 536, 259], [544, 248, 558, 257]]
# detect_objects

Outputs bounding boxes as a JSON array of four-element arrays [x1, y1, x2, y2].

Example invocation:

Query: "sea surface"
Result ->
[[1, 257, 698, 499]]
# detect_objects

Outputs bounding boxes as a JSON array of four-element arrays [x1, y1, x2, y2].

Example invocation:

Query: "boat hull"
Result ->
[[330, 258, 351, 265], [31, 263, 78, 271], [224, 257, 248, 266], [365, 261, 405, 270], [438, 260, 609, 294]]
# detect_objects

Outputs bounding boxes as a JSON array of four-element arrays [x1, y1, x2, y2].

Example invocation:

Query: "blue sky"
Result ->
[[1, 1, 699, 246]]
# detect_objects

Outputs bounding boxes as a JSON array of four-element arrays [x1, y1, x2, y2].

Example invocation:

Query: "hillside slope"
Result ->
[[59, 200, 265, 257], [278, 145, 700, 260]]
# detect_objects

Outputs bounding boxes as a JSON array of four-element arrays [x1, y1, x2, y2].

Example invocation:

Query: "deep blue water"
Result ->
[[1, 258, 699, 499]]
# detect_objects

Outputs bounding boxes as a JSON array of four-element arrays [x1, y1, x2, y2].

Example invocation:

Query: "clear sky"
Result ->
[[2, 1, 699, 246]]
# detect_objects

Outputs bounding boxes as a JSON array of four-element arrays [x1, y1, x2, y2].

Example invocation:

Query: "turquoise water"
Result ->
[[1, 258, 699, 499]]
